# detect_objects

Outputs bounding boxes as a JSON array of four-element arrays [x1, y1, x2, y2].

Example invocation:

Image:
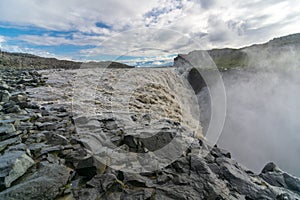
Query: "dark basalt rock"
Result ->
[[0, 124, 20, 140], [0, 163, 70, 200], [261, 162, 278, 173], [0, 90, 10, 103], [260, 163, 300, 196], [187, 67, 207, 94], [75, 156, 98, 179], [0, 66, 300, 200], [0, 151, 34, 190]]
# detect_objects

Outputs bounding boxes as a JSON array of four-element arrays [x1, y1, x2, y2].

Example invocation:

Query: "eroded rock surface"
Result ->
[[0, 68, 299, 200]]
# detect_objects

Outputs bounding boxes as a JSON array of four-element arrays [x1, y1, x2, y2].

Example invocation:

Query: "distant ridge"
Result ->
[[175, 33, 300, 69], [0, 50, 134, 69]]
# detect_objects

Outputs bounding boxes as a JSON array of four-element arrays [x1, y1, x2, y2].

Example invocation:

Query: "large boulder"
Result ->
[[260, 162, 300, 195], [0, 163, 70, 200]]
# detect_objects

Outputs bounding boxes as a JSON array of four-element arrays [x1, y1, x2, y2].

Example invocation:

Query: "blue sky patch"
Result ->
[[95, 22, 112, 29], [0, 0, 298, 67]]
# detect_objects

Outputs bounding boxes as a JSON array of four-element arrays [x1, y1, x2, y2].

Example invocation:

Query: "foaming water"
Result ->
[[28, 66, 300, 176], [28, 67, 202, 172]]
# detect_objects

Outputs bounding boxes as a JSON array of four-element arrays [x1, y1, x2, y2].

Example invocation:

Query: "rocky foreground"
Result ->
[[0, 67, 299, 200]]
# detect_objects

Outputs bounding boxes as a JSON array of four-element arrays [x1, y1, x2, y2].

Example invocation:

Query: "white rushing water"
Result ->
[[28, 67, 202, 172]]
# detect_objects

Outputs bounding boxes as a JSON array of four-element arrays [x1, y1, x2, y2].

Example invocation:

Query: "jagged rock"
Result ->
[[123, 173, 153, 187], [6, 143, 27, 152], [25, 102, 39, 109], [157, 172, 173, 184], [0, 163, 70, 200], [26, 132, 47, 143], [72, 188, 99, 200], [44, 132, 68, 145], [51, 106, 67, 112], [283, 173, 300, 194], [0, 137, 21, 153], [0, 83, 12, 91], [210, 145, 231, 159], [40, 145, 63, 155], [36, 115, 58, 123], [0, 118, 16, 124], [56, 194, 74, 200], [5, 105, 22, 113], [35, 121, 56, 131], [0, 90, 10, 103], [86, 173, 117, 192], [46, 153, 60, 164], [260, 163, 300, 195], [276, 193, 293, 200], [17, 78, 36, 85], [120, 188, 154, 200], [16, 115, 32, 122], [76, 175, 125, 199], [28, 143, 48, 157], [75, 156, 106, 178], [2, 102, 22, 113], [0, 124, 19, 140], [17, 122, 35, 132], [0, 124, 16, 135], [187, 67, 207, 94], [9, 93, 27, 103], [32, 132, 47, 143], [262, 162, 279, 173], [0, 151, 34, 190]]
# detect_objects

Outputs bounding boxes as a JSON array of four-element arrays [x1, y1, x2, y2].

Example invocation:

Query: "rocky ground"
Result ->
[[0, 67, 300, 200]]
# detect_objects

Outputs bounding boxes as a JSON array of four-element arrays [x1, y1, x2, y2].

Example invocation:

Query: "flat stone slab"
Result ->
[[0, 151, 34, 189], [0, 124, 19, 141], [0, 137, 21, 153], [0, 163, 70, 200], [0, 124, 15, 135]]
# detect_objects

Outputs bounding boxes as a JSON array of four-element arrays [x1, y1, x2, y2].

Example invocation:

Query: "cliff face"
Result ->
[[173, 33, 300, 136], [0, 51, 133, 69], [173, 33, 300, 186]]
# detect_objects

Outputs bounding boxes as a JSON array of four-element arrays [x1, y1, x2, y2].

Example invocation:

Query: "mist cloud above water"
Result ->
[[215, 47, 300, 176]]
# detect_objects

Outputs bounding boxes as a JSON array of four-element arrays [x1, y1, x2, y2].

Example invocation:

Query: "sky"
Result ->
[[0, 0, 300, 66]]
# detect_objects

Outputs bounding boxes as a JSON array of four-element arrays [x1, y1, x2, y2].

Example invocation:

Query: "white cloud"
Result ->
[[0, 0, 161, 31], [0, 37, 71, 60], [0, 0, 300, 59], [17, 33, 108, 46], [1, 43, 54, 57], [79, 28, 201, 57]]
